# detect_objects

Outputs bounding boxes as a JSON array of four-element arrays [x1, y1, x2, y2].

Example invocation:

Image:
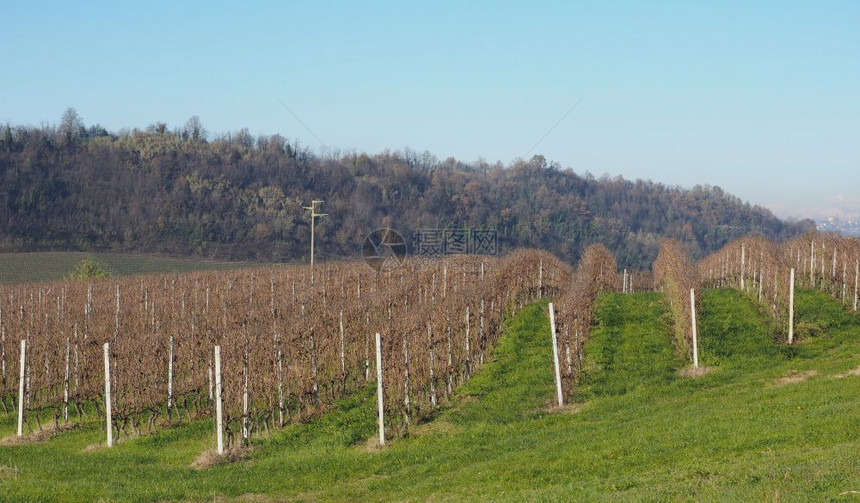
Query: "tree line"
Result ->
[[0, 109, 812, 268]]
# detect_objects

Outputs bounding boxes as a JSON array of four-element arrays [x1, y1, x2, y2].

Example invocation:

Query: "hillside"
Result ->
[[0, 120, 812, 267]]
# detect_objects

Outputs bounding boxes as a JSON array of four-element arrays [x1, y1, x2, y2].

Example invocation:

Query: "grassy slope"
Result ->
[[0, 252, 254, 284], [0, 291, 858, 501], [577, 292, 678, 398]]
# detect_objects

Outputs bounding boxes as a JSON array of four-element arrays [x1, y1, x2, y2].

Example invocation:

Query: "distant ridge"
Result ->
[[0, 119, 812, 267]]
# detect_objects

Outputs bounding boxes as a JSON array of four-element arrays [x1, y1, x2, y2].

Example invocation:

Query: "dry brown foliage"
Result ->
[[697, 232, 859, 341], [653, 239, 698, 358], [553, 244, 617, 397], [0, 250, 574, 443]]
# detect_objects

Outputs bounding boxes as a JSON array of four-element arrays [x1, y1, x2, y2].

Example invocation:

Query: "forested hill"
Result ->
[[0, 118, 812, 268]]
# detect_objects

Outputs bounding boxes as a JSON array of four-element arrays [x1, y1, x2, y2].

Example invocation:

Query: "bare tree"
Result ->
[[59, 108, 85, 145], [146, 122, 169, 135], [183, 116, 207, 142]]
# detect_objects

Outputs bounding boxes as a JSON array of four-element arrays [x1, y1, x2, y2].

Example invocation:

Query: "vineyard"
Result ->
[[646, 232, 860, 366], [2, 233, 858, 446], [0, 250, 583, 448], [1, 232, 859, 500]]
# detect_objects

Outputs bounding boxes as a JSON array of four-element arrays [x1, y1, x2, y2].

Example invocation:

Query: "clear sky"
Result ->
[[2, 1, 857, 221]]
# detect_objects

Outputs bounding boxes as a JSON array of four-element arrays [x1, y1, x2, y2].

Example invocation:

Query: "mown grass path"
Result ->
[[1, 292, 859, 501], [577, 292, 679, 398]]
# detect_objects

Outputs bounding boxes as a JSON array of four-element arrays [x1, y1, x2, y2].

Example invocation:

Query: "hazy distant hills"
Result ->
[[0, 121, 812, 268]]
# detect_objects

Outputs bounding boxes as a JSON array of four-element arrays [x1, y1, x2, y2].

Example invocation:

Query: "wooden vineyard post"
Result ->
[[479, 299, 486, 366], [375, 333, 385, 446], [104, 342, 113, 447], [832, 250, 838, 287], [364, 312, 371, 382], [242, 341, 249, 447], [854, 260, 859, 312], [208, 359, 213, 403], [339, 309, 346, 379], [758, 266, 764, 302], [690, 289, 699, 369], [73, 324, 80, 399], [564, 326, 572, 376], [810, 241, 815, 288], [464, 306, 471, 378], [63, 337, 70, 423], [402, 336, 411, 427], [575, 326, 583, 371], [800, 247, 805, 284], [446, 314, 453, 394], [17, 339, 25, 437], [788, 268, 795, 344], [428, 321, 437, 408], [276, 337, 285, 428], [548, 303, 563, 407], [214, 345, 224, 455], [167, 335, 174, 421], [539, 259, 544, 299]]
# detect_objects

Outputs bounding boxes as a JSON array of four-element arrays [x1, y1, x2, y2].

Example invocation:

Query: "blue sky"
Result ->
[[2, 1, 858, 220]]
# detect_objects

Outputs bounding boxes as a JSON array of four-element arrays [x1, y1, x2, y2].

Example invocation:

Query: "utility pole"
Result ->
[[303, 200, 328, 278]]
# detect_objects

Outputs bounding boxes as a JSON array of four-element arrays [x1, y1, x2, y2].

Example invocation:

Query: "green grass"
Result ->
[[577, 292, 679, 398], [699, 288, 778, 362], [1, 292, 859, 501], [0, 252, 258, 284]]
